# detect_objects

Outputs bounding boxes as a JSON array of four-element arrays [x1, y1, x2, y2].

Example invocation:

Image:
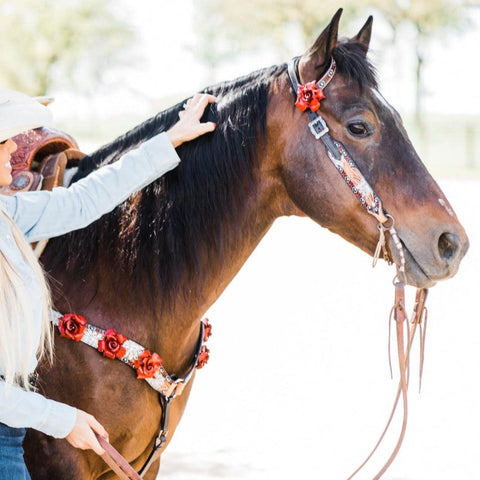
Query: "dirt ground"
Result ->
[[159, 179, 479, 480]]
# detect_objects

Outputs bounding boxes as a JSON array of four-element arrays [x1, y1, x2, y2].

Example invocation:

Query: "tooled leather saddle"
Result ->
[[0, 126, 85, 195], [0, 126, 86, 255]]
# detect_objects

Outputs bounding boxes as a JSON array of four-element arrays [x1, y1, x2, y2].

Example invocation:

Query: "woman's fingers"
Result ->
[[192, 94, 217, 117], [87, 430, 105, 456], [180, 94, 216, 122], [187, 93, 216, 107], [65, 410, 108, 455], [168, 93, 217, 147], [183, 93, 217, 117], [198, 122, 217, 135], [88, 414, 109, 440]]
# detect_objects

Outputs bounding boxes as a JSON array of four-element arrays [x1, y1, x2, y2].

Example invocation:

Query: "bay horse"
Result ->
[[24, 10, 468, 479]]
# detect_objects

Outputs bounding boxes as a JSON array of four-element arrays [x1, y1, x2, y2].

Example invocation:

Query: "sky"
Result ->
[[51, 1, 480, 130]]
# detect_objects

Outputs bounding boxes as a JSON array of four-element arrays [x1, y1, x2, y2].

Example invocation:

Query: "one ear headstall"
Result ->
[[287, 56, 388, 225]]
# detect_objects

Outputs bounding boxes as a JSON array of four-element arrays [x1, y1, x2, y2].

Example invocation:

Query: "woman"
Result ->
[[0, 88, 216, 478]]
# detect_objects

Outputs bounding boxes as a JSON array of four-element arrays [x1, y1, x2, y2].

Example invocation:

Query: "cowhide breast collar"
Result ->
[[49, 310, 212, 478], [50, 311, 211, 396]]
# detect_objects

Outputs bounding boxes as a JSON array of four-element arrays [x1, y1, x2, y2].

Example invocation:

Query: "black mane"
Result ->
[[43, 39, 375, 310], [44, 63, 286, 309]]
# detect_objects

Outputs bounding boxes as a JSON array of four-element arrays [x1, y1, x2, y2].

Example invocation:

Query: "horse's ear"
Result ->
[[299, 8, 342, 82], [354, 16, 373, 53]]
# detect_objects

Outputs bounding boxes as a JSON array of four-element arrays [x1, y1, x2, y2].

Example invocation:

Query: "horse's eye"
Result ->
[[347, 122, 370, 137]]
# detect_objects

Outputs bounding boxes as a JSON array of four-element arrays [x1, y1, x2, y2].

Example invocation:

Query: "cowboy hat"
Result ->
[[0, 89, 52, 143]]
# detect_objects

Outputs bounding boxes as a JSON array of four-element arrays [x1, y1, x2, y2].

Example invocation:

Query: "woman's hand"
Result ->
[[166, 93, 217, 148], [65, 409, 109, 455]]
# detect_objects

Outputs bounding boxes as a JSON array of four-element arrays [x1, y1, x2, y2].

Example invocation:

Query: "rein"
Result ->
[[95, 433, 142, 480], [286, 56, 428, 478]]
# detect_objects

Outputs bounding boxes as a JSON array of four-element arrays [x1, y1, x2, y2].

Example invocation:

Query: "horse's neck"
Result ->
[[50, 165, 282, 376], [160, 182, 279, 373]]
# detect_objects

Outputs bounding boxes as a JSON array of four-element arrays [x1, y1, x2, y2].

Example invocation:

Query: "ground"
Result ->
[[159, 179, 480, 480]]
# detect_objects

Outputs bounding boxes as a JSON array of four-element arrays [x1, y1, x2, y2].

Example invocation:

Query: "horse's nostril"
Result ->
[[438, 232, 460, 262]]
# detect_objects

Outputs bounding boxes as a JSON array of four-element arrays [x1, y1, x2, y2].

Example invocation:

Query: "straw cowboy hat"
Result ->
[[0, 89, 52, 143]]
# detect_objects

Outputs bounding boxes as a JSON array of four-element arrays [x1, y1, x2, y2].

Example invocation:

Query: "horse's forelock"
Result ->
[[332, 40, 378, 91]]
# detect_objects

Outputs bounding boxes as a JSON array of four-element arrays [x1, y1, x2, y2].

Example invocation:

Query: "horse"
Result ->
[[24, 10, 468, 479]]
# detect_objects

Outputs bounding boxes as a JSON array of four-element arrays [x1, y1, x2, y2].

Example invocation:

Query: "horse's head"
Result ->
[[268, 9, 469, 288]]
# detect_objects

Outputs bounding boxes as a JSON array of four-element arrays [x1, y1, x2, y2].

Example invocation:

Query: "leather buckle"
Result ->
[[172, 379, 186, 397], [164, 378, 186, 398], [308, 116, 329, 139]]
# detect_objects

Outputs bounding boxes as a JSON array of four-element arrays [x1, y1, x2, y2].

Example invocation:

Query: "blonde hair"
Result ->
[[0, 211, 53, 390]]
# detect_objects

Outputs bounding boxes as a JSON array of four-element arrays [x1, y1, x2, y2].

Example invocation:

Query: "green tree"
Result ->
[[193, 0, 362, 79], [364, 0, 473, 123], [0, 0, 133, 95]]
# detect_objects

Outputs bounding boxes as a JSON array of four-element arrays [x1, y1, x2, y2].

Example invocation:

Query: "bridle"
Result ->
[[287, 56, 404, 276], [286, 56, 429, 478]]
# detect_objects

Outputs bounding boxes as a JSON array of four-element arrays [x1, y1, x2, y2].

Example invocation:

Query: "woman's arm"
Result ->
[[0, 93, 216, 242], [0, 132, 179, 242], [0, 382, 108, 454], [0, 381, 77, 438]]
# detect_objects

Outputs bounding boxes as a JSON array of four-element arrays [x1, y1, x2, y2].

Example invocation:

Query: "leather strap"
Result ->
[[287, 58, 341, 159], [94, 393, 173, 479], [138, 395, 172, 476], [347, 287, 428, 479], [287, 58, 388, 224], [95, 434, 142, 480]]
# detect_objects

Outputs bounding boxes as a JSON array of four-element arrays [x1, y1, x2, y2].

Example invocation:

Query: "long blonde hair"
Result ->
[[0, 211, 53, 390]]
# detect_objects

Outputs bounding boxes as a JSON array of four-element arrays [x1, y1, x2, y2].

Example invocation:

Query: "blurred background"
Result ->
[[1, 1, 479, 479], [0, 0, 479, 175]]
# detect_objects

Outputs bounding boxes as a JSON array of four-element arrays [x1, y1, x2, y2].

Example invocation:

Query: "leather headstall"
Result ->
[[286, 56, 429, 478]]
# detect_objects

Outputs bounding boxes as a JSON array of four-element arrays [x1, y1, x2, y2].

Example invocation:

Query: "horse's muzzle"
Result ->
[[391, 223, 469, 288]]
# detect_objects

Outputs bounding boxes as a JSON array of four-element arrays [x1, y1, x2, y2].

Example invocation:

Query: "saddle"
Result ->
[[0, 126, 85, 195], [0, 126, 86, 256]]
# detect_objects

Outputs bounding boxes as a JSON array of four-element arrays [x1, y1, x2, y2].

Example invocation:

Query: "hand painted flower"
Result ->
[[295, 82, 326, 112], [202, 318, 212, 342], [196, 345, 210, 369], [98, 329, 127, 360], [134, 350, 162, 379], [58, 313, 87, 342]]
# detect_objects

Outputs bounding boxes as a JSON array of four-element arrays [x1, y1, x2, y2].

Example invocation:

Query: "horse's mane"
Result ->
[[43, 39, 376, 311]]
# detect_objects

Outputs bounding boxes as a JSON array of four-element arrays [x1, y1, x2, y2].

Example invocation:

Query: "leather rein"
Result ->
[[286, 56, 429, 478]]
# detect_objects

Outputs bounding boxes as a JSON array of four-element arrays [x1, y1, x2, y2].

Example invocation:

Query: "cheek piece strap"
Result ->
[[287, 56, 428, 479], [287, 56, 406, 282]]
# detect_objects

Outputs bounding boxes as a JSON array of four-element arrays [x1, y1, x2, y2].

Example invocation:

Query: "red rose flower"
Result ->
[[58, 313, 87, 342], [202, 318, 212, 342], [295, 82, 326, 112], [98, 329, 127, 360], [134, 350, 162, 379], [196, 345, 210, 369]]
